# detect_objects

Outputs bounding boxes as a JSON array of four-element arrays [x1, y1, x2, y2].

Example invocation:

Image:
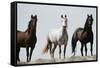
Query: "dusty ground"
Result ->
[[17, 56, 96, 65]]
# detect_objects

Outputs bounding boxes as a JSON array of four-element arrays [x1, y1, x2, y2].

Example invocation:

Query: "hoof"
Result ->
[[27, 59, 31, 62]]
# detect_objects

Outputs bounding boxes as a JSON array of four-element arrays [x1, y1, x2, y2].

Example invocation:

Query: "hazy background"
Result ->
[[17, 3, 96, 62]]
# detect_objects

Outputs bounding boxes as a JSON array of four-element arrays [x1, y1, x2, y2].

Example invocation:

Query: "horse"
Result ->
[[43, 15, 68, 59], [71, 14, 94, 56], [17, 15, 37, 62]]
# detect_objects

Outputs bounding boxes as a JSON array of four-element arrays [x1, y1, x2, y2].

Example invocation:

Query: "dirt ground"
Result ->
[[17, 55, 96, 65]]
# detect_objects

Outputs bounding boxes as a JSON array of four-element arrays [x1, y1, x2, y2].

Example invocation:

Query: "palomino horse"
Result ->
[[17, 15, 37, 62], [43, 15, 68, 59], [71, 14, 94, 56]]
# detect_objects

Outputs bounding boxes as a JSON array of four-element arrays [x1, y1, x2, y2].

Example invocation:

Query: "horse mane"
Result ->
[[25, 17, 37, 35], [83, 16, 92, 31], [25, 20, 32, 32], [31, 19, 37, 35]]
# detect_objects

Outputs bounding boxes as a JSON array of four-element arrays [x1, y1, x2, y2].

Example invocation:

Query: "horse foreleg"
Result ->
[[81, 44, 84, 56], [26, 46, 29, 62], [85, 44, 87, 56], [59, 45, 61, 59], [17, 47, 20, 62], [29, 46, 35, 62], [64, 44, 67, 59], [90, 42, 93, 56]]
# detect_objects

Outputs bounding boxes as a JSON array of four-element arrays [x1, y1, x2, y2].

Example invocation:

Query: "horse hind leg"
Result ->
[[85, 44, 87, 56], [81, 43, 84, 56], [49, 42, 52, 57], [59, 45, 61, 59], [16, 47, 20, 62], [90, 42, 93, 56], [51, 44, 57, 59], [26, 46, 29, 62]]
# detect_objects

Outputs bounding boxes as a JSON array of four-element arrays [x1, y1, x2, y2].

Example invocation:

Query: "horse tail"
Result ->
[[43, 41, 49, 54], [72, 28, 83, 54], [72, 36, 76, 53], [72, 30, 78, 54]]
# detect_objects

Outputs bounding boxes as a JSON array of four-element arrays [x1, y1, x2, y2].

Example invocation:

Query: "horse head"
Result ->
[[61, 14, 68, 28], [86, 14, 93, 28], [27, 14, 37, 34], [84, 14, 93, 31], [30, 14, 37, 27]]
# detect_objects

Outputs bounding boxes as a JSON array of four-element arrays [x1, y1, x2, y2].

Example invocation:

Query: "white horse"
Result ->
[[43, 15, 68, 59]]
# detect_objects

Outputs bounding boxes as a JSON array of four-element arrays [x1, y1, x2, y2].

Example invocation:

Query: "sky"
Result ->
[[17, 3, 97, 62]]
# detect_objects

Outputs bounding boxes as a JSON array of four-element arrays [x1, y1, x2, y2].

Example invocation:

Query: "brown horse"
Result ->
[[17, 15, 37, 62], [72, 14, 94, 56]]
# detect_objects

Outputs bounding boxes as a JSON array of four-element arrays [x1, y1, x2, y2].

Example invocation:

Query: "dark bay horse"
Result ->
[[72, 14, 93, 56], [17, 15, 37, 62]]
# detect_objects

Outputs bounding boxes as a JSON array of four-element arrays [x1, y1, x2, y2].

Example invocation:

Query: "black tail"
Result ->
[[72, 31, 78, 54], [72, 28, 83, 54]]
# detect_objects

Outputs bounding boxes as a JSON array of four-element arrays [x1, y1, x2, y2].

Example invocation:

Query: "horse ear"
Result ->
[[31, 15, 34, 19], [91, 14, 92, 17], [35, 15, 37, 18], [65, 15, 67, 18], [61, 15, 63, 18], [87, 14, 89, 17]]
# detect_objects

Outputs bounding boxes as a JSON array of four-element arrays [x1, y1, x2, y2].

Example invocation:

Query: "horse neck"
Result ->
[[25, 22, 37, 36], [31, 26, 36, 35], [61, 27, 67, 35], [30, 22, 37, 36], [83, 19, 93, 32], [83, 25, 92, 32]]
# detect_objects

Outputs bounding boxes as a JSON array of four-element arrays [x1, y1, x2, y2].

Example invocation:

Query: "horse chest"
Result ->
[[59, 33, 67, 44], [80, 31, 92, 43]]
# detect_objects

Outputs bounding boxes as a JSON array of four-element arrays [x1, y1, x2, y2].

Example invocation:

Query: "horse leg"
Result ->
[[26, 46, 29, 62], [81, 43, 84, 56], [29, 45, 35, 62], [59, 45, 61, 59], [16, 47, 20, 62], [51, 44, 57, 59], [85, 44, 87, 56], [90, 42, 93, 56], [64, 44, 67, 59], [73, 51, 76, 56], [49, 43, 52, 58]]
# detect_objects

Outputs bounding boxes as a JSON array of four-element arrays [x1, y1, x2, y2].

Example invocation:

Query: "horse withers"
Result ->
[[17, 15, 37, 62]]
